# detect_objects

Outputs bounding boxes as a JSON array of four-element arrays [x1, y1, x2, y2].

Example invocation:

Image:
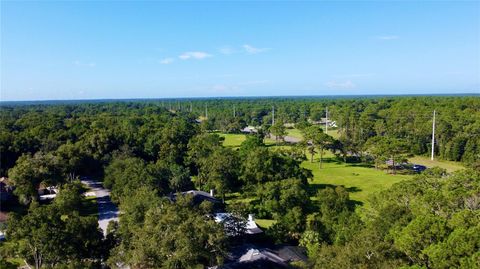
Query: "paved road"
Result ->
[[82, 179, 119, 236]]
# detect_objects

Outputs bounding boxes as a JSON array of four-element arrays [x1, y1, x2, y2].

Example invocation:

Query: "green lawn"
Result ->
[[218, 133, 246, 148], [286, 128, 304, 139], [219, 128, 340, 148], [220, 132, 412, 206], [286, 128, 340, 140], [219, 131, 465, 226], [256, 218, 276, 229], [303, 151, 413, 206], [219, 133, 278, 148], [408, 156, 464, 173], [327, 129, 340, 139]]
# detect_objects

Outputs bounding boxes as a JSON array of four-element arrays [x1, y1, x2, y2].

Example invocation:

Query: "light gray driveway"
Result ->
[[283, 135, 301, 143], [268, 134, 301, 144], [82, 178, 119, 236]]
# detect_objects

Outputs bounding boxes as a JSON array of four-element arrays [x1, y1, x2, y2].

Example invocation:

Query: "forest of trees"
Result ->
[[0, 96, 479, 268]]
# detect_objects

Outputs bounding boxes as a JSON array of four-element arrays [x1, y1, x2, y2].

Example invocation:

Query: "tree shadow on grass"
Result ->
[[306, 157, 343, 166], [323, 158, 343, 164], [308, 183, 362, 194], [345, 163, 375, 168], [306, 183, 364, 208]]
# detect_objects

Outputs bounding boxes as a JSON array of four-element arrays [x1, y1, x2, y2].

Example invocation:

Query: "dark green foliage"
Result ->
[[104, 157, 170, 203], [240, 147, 311, 185], [110, 191, 228, 268], [255, 178, 310, 242], [8, 152, 65, 203], [270, 121, 287, 143], [0, 97, 478, 268], [310, 169, 480, 268], [6, 182, 104, 269]]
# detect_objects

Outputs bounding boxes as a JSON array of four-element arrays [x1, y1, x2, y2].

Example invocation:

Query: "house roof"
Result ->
[[221, 243, 308, 269], [239, 248, 286, 264], [274, 245, 308, 263], [219, 245, 291, 269], [169, 190, 221, 205]]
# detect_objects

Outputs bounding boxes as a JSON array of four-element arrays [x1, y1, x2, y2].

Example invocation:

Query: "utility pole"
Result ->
[[325, 107, 328, 134], [272, 106, 275, 125], [205, 104, 208, 119], [431, 110, 436, 161]]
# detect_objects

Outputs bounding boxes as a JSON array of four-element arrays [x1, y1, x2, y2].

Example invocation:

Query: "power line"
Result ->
[[325, 107, 328, 134], [272, 106, 275, 125]]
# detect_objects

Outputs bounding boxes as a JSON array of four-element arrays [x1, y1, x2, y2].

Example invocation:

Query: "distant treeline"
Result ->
[[3, 95, 477, 175], [186, 96, 480, 164]]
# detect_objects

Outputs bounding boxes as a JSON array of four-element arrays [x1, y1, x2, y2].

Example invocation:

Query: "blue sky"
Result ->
[[1, 1, 479, 101]]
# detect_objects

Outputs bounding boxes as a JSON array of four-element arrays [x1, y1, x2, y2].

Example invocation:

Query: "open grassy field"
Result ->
[[327, 129, 340, 139], [408, 156, 464, 173], [220, 132, 414, 207], [219, 133, 277, 148], [219, 128, 340, 148], [220, 132, 418, 226], [218, 133, 246, 147], [286, 128, 304, 139], [303, 151, 413, 206], [286, 128, 340, 140]]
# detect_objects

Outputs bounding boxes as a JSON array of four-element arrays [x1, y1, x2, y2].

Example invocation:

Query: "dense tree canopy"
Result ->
[[6, 182, 104, 269], [0, 96, 478, 268], [110, 190, 227, 269], [309, 168, 480, 269]]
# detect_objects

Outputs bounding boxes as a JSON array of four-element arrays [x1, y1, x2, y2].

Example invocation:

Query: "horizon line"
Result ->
[[0, 92, 479, 104]]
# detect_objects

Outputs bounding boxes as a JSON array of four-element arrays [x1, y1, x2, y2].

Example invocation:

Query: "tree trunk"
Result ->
[[33, 246, 41, 269]]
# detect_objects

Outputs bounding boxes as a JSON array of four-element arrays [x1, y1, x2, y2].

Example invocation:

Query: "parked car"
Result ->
[[412, 164, 427, 173]]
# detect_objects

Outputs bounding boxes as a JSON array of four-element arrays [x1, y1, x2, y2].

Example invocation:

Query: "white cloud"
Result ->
[[73, 60, 96, 67], [377, 35, 399, 40], [325, 80, 356, 89], [219, 46, 236, 55], [243, 44, 270, 54], [159, 58, 175, 64], [179, 51, 212, 60]]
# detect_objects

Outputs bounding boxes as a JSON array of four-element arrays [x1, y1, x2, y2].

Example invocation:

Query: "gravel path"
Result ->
[[82, 179, 119, 236]]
